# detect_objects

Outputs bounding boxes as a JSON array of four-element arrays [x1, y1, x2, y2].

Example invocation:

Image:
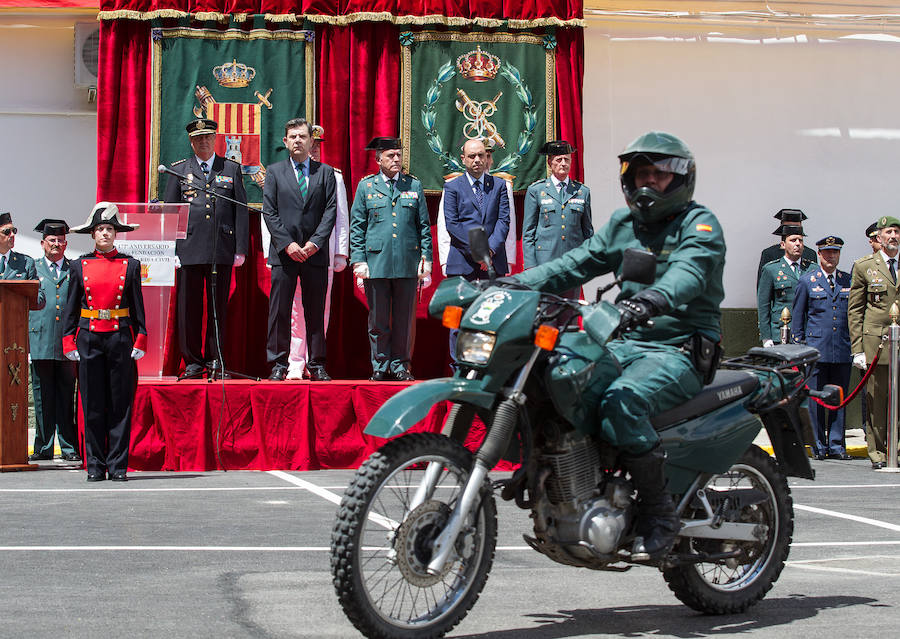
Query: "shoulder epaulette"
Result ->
[[529, 178, 546, 187], [362, 173, 377, 180], [171, 158, 187, 166], [333, 167, 342, 174], [763, 258, 781, 268], [406, 173, 419, 181]]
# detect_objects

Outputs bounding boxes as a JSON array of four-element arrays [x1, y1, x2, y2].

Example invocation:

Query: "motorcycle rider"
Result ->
[[509, 132, 726, 560]]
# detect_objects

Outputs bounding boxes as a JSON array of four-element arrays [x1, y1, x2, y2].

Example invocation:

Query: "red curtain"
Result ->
[[97, 11, 583, 379]]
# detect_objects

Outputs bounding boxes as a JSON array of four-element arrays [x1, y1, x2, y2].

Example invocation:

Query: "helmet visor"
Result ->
[[621, 154, 692, 177]]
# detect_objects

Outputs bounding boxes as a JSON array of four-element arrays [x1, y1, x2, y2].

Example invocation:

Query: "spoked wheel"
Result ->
[[663, 445, 793, 614], [331, 432, 497, 639]]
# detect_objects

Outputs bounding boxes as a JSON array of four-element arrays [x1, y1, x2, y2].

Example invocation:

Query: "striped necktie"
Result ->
[[297, 163, 308, 199]]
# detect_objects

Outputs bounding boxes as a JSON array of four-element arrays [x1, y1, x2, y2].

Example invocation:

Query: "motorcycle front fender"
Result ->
[[363, 378, 496, 439]]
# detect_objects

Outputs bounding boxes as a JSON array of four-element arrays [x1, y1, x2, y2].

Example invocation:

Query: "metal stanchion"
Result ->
[[780, 307, 792, 344], [877, 302, 900, 473]]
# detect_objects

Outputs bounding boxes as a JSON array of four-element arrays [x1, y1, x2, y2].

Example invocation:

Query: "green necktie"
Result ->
[[0, 255, 5, 273], [297, 163, 308, 199]]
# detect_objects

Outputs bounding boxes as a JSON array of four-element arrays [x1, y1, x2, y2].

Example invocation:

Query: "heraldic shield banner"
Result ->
[[400, 31, 557, 194], [149, 24, 315, 203]]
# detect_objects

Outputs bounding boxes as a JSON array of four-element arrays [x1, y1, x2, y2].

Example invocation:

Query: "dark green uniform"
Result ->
[[516, 203, 726, 453], [522, 178, 593, 269], [349, 171, 433, 375], [757, 256, 814, 344]]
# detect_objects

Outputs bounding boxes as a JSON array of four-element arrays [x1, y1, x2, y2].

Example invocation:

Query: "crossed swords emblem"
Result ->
[[455, 89, 506, 149]]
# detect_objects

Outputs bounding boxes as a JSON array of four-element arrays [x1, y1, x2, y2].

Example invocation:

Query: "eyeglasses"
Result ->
[[0, 227, 17, 237]]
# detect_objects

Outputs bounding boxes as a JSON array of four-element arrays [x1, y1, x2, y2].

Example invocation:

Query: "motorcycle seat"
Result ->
[[650, 370, 760, 430]]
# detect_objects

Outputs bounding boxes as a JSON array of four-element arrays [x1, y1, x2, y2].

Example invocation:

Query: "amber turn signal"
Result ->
[[443, 306, 463, 329], [534, 324, 559, 351]]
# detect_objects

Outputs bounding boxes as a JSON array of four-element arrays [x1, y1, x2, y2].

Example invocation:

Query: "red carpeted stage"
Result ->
[[124, 379, 490, 472]]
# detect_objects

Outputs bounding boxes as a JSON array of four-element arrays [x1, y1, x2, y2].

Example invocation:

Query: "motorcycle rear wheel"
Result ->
[[331, 432, 497, 639], [663, 444, 793, 614]]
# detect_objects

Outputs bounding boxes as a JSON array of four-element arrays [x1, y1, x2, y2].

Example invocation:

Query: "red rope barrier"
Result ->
[[808, 347, 881, 410]]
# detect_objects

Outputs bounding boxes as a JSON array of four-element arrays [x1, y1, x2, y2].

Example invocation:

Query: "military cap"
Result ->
[[539, 140, 577, 156], [772, 223, 806, 237], [70, 202, 139, 234], [33, 218, 70, 236], [774, 208, 807, 222], [815, 235, 843, 251], [866, 222, 879, 238], [482, 137, 496, 153], [365, 137, 401, 151], [0, 212, 11, 226], [311, 124, 325, 141], [185, 118, 218, 137], [878, 215, 900, 230]]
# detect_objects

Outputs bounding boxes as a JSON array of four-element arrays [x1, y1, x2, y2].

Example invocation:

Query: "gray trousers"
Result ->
[[364, 278, 417, 375]]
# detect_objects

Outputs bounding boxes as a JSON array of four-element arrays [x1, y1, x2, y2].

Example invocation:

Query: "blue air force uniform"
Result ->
[[791, 237, 852, 457]]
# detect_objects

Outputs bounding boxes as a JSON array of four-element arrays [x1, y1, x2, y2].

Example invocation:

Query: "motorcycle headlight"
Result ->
[[456, 330, 496, 365]]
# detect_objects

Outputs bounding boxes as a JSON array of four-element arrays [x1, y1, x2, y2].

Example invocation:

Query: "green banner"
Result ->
[[149, 23, 315, 203], [401, 30, 556, 194]]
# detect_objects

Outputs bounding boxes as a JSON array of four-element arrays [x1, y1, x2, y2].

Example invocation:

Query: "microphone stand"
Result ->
[[162, 166, 261, 383]]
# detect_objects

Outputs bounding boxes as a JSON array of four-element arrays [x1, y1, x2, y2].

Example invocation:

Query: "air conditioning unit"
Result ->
[[74, 22, 100, 89]]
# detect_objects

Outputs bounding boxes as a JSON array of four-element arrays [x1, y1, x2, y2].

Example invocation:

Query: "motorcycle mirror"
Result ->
[[621, 247, 656, 285], [468, 227, 495, 279]]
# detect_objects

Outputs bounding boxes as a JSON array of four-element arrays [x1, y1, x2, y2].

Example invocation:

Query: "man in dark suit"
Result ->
[[792, 236, 852, 460], [263, 117, 337, 381], [164, 118, 248, 379], [28, 219, 79, 462]]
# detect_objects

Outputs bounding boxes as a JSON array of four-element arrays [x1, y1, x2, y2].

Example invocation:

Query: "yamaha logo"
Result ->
[[717, 386, 743, 401]]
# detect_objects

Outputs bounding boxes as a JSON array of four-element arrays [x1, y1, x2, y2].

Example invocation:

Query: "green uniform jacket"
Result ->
[[0, 250, 45, 309], [757, 256, 814, 343], [516, 203, 726, 345], [848, 252, 900, 365], [757, 243, 816, 285], [28, 257, 71, 360], [349, 172, 433, 279], [522, 178, 593, 269]]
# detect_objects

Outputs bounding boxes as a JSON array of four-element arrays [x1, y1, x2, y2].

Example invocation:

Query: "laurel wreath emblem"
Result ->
[[421, 58, 537, 175]]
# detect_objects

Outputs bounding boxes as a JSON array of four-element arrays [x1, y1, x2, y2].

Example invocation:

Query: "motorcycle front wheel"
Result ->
[[331, 432, 497, 639], [663, 444, 793, 614]]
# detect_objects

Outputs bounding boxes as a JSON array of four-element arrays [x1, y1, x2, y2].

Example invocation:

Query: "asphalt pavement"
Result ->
[[3, 451, 900, 638]]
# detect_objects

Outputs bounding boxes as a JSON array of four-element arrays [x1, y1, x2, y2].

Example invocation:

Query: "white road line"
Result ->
[[793, 540, 900, 547], [786, 564, 898, 577], [0, 546, 331, 552], [794, 504, 900, 532], [267, 470, 398, 530], [790, 484, 900, 489], [0, 487, 303, 493]]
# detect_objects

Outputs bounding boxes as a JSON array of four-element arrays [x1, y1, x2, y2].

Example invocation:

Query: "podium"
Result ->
[[0, 280, 40, 471], [113, 202, 188, 378]]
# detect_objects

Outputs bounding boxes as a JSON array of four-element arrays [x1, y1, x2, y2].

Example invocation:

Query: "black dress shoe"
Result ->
[[28, 453, 52, 461], [86, 472, 106, 482], [369, 371, 388, 381], [180, 363, 206, 380], [814, 453, 827, 461], [268, 366, 287, 381], [109, 473, 128, 482], [61, 452, 82, 462], [308, 366, 332, 382], [393, 370, 415, 382]]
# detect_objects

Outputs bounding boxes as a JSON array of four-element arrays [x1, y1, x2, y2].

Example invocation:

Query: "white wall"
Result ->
[[1, 14, 97, 259], [583, 19, 900, 306]]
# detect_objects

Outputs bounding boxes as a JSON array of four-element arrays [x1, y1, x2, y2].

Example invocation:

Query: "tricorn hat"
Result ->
[[774, 208, 807, 222], [365, 136, 401, 151], [34, 218, 70, 236], [186, 118, 218, 137], [773, 223, 806, 237], [70, 202, 139, 234], [0, 212, 11, 226], [539, 140, 576, 156]]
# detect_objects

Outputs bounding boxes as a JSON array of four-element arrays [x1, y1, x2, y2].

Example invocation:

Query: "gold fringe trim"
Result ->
[[100, 10, 585, 29]]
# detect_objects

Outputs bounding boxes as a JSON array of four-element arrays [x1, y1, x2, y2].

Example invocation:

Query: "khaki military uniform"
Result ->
[[848, 251, 900, 463]]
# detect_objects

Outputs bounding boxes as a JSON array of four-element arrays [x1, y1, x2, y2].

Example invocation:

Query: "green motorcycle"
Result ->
[[331, 232, 835, 639]]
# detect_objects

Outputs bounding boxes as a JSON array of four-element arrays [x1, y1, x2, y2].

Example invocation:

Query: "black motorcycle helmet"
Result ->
[[618, 131, 696, 224]]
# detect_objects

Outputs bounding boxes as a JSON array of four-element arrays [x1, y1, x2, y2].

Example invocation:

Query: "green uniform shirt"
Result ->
[[516, 203, 726, 345], [757, 256, 814, 343], [522, 178, 593, 269], [349, 171, 433, 279]]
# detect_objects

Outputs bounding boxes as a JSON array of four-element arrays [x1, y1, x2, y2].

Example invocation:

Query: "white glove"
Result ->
[[131, 348, 145, 360], [174, 255, 181, 269], [762, 340, 774, 348], [418, 259, 432, 281], [233, 254, 245, 268], [420, 275, 432, 289], [853, 352, 867, 370], [333, 255, 348, 272], [65, 350, 80, 362], [353, 262, 370, 280]]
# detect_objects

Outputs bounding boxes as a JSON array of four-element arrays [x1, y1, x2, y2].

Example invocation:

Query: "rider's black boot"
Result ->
[[622, 444, 680, 561]]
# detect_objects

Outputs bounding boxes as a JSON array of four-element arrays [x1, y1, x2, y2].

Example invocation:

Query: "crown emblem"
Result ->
[[213, 59, 256, 88], [456, 46, 501, 82]]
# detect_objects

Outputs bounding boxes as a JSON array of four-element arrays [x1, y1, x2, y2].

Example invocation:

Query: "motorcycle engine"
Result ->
[[530, 432, 635, 564]]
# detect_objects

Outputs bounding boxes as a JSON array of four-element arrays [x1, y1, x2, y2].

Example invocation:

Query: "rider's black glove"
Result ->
[[493, 276, 532, 291], [616, 289, 670, 331]]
